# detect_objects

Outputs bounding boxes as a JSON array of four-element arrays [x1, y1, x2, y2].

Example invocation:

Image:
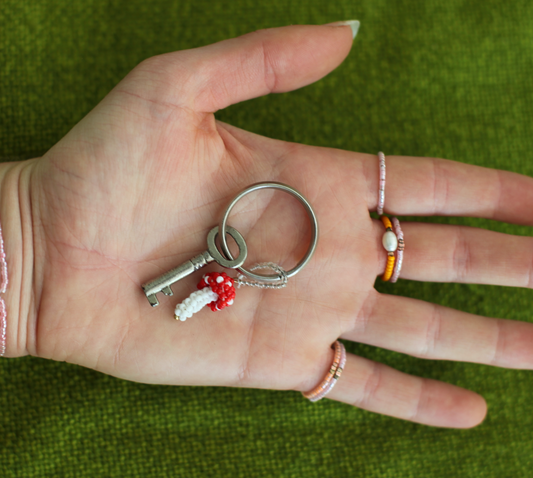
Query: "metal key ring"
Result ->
[[219, 182, 319, 282], [207, 225, 248, 268]]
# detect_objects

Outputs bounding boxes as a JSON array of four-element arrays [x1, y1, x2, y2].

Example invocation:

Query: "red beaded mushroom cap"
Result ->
[[197, 272, 236, 311]]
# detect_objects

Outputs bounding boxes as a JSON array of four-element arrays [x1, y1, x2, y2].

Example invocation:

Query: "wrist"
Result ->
[[0, 159, 38, 358]]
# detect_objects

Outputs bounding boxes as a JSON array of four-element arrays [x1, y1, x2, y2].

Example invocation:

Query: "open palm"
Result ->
[[18, 24, 533, 428]]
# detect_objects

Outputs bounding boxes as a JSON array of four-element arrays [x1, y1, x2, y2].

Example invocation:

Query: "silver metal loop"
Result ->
[[207, 226, 248, 268], [219, 182, 319, 282]]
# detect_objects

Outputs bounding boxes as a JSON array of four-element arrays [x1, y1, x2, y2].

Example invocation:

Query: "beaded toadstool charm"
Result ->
[[174, 272, 236, 321]]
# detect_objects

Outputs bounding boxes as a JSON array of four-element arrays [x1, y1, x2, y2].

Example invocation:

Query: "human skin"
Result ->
[[2, 23, 533, 429]]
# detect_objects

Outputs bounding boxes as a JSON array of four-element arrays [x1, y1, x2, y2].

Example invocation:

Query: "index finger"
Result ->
[[362, 154, 533, 225]]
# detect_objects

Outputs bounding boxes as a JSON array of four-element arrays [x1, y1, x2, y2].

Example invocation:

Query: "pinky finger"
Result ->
[[318, 352, 487, 429]]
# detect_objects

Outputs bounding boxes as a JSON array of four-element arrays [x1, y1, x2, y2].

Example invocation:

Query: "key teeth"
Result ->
[[147, 294, 160, 307], [162, 285, 173, 296]]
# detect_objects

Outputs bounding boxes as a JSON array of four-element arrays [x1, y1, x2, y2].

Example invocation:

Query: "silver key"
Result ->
[[142, 226, 247, 307]]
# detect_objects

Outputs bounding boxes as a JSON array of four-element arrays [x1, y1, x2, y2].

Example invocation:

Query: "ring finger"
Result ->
[[373, 220, 533, 287]]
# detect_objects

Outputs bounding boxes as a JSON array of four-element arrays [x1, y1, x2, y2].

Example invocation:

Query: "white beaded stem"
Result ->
[[173, 263, 287, 322], [174, 288, 218, 321], [390, 217, 404, 283], [377, 152, 386, 215]]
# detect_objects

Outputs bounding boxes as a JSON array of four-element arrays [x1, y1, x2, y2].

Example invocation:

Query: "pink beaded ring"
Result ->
[[377, 151, 386, 215], [302, 340, 346, 402], [390, 217, 404, 283], [0, 222, 8, 357]]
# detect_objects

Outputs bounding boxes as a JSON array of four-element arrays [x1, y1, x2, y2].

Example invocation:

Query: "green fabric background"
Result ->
[[1, 1, 533, 476]]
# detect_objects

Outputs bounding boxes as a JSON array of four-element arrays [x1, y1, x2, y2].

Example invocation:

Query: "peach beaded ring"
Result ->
[[302, 341, 347, 402]]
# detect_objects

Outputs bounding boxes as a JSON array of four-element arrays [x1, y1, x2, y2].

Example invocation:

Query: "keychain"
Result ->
[[141, 182, 319, 320]]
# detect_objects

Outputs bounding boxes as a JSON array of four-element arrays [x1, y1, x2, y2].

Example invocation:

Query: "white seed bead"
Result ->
[[382, 230, 398, 252], [174, 288, 219, 322]]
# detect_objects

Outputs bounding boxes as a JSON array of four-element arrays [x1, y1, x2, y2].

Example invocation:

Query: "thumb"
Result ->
[[137, 22, 360, 113]]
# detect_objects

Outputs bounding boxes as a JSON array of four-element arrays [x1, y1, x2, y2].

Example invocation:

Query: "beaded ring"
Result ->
[[0, 222, 8, 357], [302, 341, 346, 402], [380, 216, 398, 282], [390, 217, 404, 283], [377, 152, 386, 215]]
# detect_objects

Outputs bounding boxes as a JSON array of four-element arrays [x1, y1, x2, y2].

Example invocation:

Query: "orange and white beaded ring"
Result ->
[[141, 182, 319, 321]]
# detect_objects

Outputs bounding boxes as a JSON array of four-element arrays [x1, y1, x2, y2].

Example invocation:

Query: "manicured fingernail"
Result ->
[[324, 20, 360, 39]]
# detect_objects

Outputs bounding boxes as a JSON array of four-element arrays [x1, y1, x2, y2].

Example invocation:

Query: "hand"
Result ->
[[5, 23, 533, 428]]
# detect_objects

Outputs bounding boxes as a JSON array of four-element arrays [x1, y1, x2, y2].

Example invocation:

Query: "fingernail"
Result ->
[[324, 20, 360, 40]]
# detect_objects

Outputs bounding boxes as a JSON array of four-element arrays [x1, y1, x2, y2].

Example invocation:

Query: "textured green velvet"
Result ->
[[2, 1, 533, 476]]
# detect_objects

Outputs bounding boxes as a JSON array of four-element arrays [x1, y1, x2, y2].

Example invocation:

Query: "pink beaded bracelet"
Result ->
[[302, 341, 346, 402], [390, 217, 404, 283], [0, 222, 7, 357], [377, 152, 386, 215]]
